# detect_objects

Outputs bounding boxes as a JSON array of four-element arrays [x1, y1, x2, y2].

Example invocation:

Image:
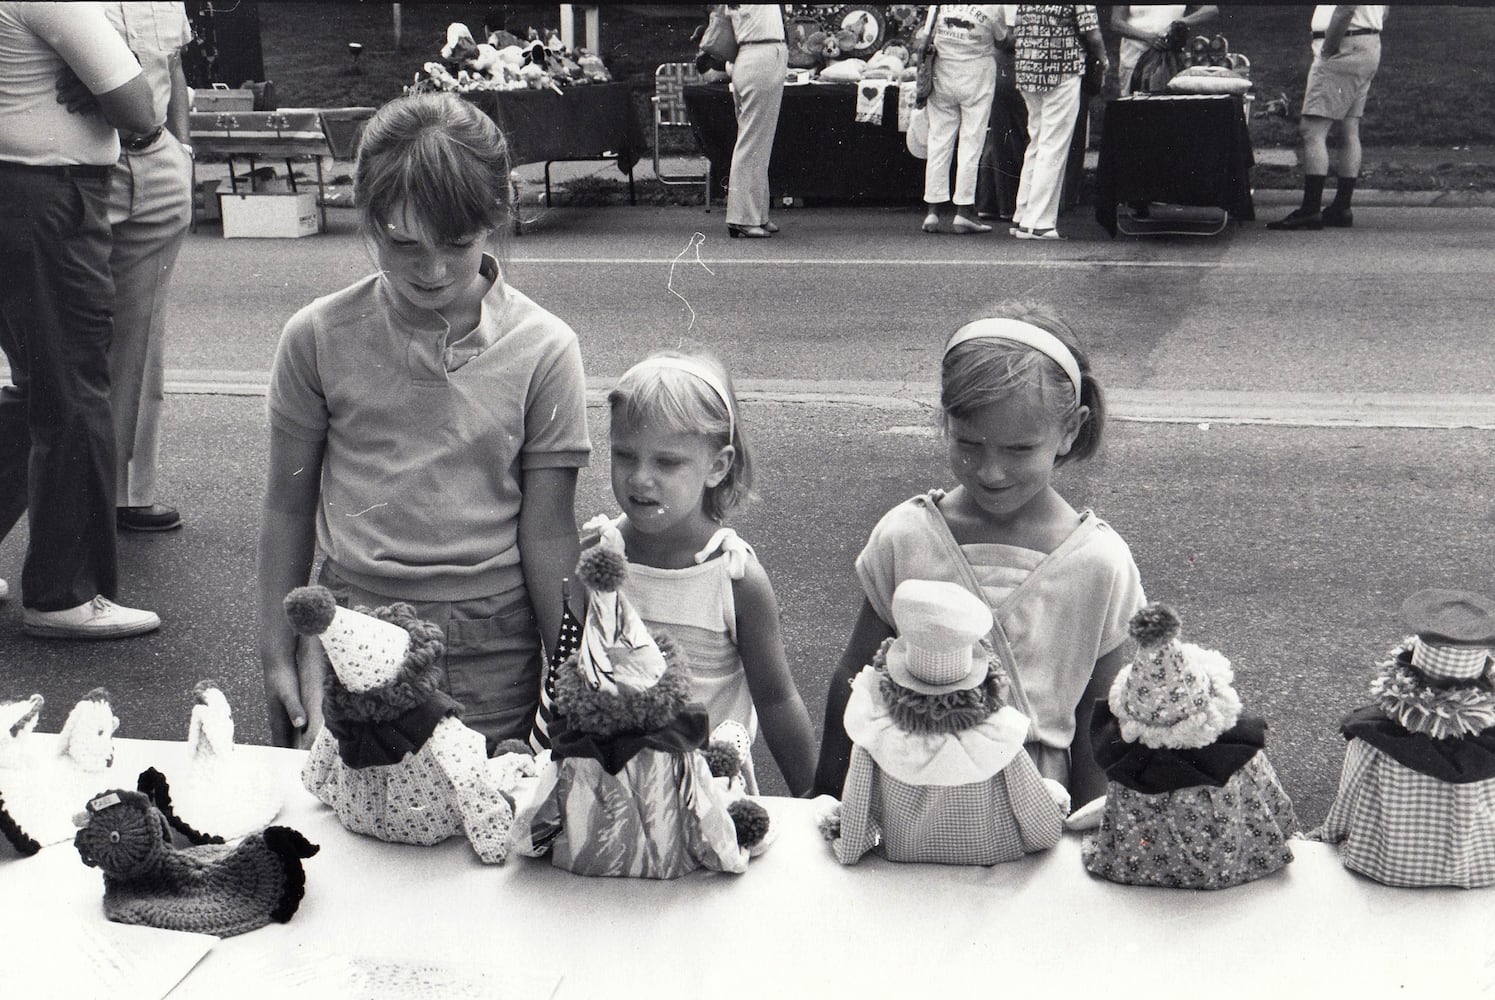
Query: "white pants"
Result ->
[[107, 134, 192, 507], [924, 57, 997, 206], [726, 42, 788, 227], [1015, 75, 1081, 232]]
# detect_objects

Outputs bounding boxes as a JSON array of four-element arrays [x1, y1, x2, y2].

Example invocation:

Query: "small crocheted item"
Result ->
[[74, 789, 318, 937]]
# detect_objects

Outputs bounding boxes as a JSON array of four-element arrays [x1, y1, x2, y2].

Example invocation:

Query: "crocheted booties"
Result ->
[[74, 789, 318, 937]]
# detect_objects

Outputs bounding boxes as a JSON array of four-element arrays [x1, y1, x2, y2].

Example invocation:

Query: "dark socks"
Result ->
[[1300, 174, 1327, 214], [1330, 176, 1357, 211]]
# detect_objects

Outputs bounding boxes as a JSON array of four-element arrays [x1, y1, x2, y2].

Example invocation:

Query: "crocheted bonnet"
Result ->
[[1109, 604, 1242, 749]]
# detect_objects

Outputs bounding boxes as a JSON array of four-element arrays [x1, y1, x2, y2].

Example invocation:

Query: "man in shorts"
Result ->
[[1268, 5, 1387, 231]]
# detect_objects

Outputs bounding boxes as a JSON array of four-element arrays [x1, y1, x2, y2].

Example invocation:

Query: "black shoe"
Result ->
[[1266, 208, 1323, 231], [117, 504, 182, 532], [1321, 206, 1354, 228]]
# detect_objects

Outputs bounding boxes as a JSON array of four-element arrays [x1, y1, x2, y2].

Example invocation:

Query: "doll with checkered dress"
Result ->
[[1306, 589, 1495, 888], [822, 579, 1069, 866]]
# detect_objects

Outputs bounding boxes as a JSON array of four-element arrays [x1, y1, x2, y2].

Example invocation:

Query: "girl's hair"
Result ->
[[354, 93, 513, 249], [939, 301, 1105, 464], [608, 351, 752, 522]]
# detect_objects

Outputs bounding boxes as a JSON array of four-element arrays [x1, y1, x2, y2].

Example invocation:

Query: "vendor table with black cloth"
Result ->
[[9, 736, 1495, 998], [464, 82, 643, 204], [1095, 93, 1255, 236], [684, 81, 1087, 209]]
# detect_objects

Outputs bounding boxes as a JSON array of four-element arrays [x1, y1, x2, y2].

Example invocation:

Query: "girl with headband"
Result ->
[[581, 350, 816, 796], [813, 303, 1146, 811]]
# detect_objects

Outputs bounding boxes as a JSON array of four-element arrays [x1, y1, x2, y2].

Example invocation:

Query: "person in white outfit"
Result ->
[[1110, 4, 1217, 96], [723, 4, 787, 239], [1011, 5, 1107, 240], [918, 5, 1008, 234]]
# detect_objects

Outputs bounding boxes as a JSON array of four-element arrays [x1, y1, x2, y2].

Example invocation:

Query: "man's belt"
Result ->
[[1312, 28, 1380, 38]]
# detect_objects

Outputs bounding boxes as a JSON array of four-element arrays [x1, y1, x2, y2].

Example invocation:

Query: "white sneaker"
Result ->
[[23, 596, 160, 640]]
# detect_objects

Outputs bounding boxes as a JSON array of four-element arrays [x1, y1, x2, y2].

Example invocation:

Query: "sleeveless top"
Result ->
[[583, 516, 760, 791]]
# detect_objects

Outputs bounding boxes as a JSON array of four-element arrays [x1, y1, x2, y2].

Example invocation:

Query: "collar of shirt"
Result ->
[[380, 253, 507, 377]]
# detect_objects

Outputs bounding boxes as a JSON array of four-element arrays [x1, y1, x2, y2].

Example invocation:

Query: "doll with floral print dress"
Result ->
[[1081, 603, 1298, 889], [1305, 588, 1495, 888], [822, 579, 1068, 865]]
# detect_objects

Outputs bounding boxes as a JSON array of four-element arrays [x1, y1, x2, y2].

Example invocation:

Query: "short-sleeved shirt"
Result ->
[[268, 257, 591, 602], [0, 2, 142, 165], [855, 493, 1144, 771], [931, 5, 1008, 63], [1014, 4, 1099, 92], [1309, 4, 1387, 57], [726, 4, 783, 45], [102, 3, 190, 126]]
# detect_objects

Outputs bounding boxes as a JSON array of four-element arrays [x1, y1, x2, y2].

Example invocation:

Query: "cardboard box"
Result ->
[[219, 192, 319, 238]]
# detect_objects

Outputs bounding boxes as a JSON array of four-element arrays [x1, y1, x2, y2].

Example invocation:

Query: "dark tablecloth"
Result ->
[[1095, 94, 1255, 235], [685, 81, 1088, 209], [465, 83, 642, 175]]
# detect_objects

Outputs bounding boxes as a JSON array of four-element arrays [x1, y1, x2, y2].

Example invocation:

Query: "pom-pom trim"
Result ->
[[1372, 639, 1495, 740], [1129, 603, 1181, 646], [576, 546, 628, 593], [727, 798, 770, 848], [1107, 644, 1243, 749], [284, 586, 337, 636]]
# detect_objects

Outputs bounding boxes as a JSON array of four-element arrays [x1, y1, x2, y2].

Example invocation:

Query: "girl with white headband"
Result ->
[[581, 350, 816, 797], [814, 304, 1146, 810]]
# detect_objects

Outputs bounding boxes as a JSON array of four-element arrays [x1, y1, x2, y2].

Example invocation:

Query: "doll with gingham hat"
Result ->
[[289, 586, 516, 864], [508, 546, 767, 878], [1081, 603, 1298, 889], [1307, 588, 1495, 887], [823, 579, 1067, 866]]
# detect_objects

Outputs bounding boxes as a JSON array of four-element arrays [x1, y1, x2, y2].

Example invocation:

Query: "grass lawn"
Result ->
[[248, 4, 1495, 197]]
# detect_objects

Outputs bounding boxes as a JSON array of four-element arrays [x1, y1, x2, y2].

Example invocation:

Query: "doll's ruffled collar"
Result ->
[[843, 667, 1030, 786], [1371, 641, 1495, 740]]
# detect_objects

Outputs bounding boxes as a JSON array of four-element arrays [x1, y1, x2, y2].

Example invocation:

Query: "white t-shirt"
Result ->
[[1116, 5, 1188, 95], [1311, 5, 1387, 55], [0, 2, 142, 165], [931, 5, 1008, 62]]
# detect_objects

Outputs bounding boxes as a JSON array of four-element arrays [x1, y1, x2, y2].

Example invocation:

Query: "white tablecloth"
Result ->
[[6, 737, 1494, 999]]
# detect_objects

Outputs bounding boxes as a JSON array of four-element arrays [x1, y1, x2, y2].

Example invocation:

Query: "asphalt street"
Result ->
[[3, 202, 1493, 820]]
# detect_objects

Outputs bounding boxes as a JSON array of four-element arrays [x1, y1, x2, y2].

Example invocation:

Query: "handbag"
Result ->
[[698, 7, 738, 69], [1081, 53, 1105, 97], [914, 5, 939, 108]]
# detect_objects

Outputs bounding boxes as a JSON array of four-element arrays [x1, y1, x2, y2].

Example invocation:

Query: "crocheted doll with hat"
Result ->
[[73, 788, 317, 937], [822, 579, 1067, 866], [1306, 588, 1495, 887], [508, 546, 764, 878], [290, 586, 515, 864], [0, 694, 46, 855], [130, 682, 282, 844], [1081, 604, 1298, 889]]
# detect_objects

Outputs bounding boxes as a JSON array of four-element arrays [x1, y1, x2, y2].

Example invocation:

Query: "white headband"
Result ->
[[943, 318, 1083, 406], [622, 356, 736, 441]]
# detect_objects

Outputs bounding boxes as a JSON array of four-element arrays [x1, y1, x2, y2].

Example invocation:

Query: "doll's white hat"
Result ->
[[284, 586, 411, 694], [1110, 604, 1242, 750], [1401, 588, 1495, 682], [885, 580, 994, 695]]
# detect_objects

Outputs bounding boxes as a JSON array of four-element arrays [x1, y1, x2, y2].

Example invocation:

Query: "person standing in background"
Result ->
[[1110, 4, 1217, 97], [0, 2, 162, 637], [917, 5, 1008, 234], [723, 4, 787, 239], [101, 2, 195, 533], [1268, 5, 1388, 231], [1010, 5, 1108, 240]]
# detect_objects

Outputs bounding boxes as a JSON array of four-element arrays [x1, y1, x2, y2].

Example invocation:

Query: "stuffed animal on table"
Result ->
[[1306, 589, 1495, 888], [73, 788, 317, 937], [1081, 604, 1298, 889], [508, 547, 765, 878], [860, 42, 912, 81], [0, 689, 126, 854], [289, 586, 515, 864], [134, 681, 282, 843], [821, 580, 1067, 866]]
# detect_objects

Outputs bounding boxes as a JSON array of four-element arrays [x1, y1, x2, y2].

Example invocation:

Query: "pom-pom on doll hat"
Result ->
[[1109, 604, 1242, 750], [1400, 588, 1495, 682], [884, 580, 994, 695], [284, 586, 412, 694]]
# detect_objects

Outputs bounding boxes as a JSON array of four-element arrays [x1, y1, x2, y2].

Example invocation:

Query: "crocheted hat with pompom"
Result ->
[[1109, 604, 1242, 749], [284, 586, 413, 694]]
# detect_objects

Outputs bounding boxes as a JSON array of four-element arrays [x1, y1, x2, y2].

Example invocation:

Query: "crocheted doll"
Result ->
[[132, 682, 282, 843], [1081, 604, 1298, 889], [1306, 589, 1495, 888], [0, 689, 124, 853], [290, 587, 515, 864], [0, 694, 46, 856], [822, 580, 1068, 866], [73, 788, 317, 937], [508, 547, 766, 878]]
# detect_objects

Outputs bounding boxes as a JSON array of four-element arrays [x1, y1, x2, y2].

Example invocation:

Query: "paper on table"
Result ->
[[171, 948, 563, 1000], [3, 918, 216, 1000]]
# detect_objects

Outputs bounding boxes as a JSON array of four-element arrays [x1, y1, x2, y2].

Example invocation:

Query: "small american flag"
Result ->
[[529, 578, 582, 752]]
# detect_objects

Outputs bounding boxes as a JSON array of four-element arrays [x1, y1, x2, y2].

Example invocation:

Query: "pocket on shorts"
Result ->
[[442, 598, 543, 746]]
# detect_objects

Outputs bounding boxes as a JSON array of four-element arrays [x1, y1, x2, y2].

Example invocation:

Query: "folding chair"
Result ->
[[652, 62, 712, 210]]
